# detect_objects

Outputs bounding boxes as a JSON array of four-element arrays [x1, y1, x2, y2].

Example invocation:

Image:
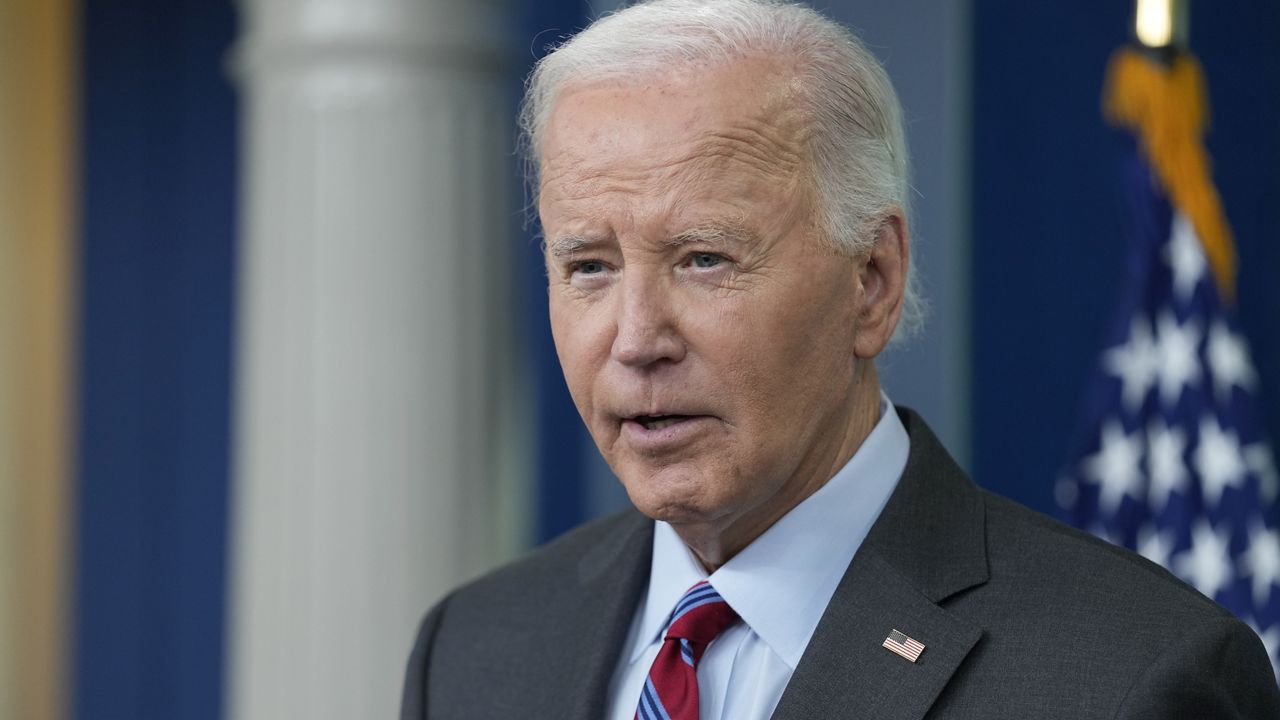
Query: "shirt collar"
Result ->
[[632, 395, 910, 669]]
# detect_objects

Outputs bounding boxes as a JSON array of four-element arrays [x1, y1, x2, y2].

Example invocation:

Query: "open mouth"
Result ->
[[631, 414, 692, 431]]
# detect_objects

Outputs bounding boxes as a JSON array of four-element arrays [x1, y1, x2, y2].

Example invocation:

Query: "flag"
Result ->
[[1057, 46, 1280, 679], [882, 630, 926, 663]]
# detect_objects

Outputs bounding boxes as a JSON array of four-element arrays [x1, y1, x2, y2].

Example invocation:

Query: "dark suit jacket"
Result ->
[[401, 408, 1280, 719]]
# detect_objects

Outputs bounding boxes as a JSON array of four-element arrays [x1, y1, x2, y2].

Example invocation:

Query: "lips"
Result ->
[[618, 412, 714, 452], [632, 414, 692, 430]]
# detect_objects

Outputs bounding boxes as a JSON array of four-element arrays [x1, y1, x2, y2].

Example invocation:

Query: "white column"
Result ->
[[227, 1, 527, 718]]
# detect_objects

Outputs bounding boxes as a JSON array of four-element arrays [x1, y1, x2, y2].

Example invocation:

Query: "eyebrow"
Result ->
[[546, 234, 596, 258], [545, 221, 758, 258], [667, 221, 757, 248]]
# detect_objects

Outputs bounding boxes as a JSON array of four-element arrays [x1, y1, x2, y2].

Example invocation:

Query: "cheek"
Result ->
[[549, 298, 612, 409], [548, 301, 586, 393], [707, 285, 851, 378], [703, 283, 856, 431]]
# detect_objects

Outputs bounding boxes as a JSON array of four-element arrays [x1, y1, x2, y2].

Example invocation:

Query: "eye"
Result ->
[[572, 260, 606, 275], [688, 252, 725, 269]]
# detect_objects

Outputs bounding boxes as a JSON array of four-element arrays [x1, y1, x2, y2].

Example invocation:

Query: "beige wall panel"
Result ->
[[0, 0, 78, 718]]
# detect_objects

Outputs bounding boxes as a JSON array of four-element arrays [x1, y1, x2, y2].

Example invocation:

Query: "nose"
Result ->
[[611, 271, 686, 368]]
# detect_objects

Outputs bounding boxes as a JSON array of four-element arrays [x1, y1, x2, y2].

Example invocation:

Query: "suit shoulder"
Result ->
[[929, 490, 1279, 717], [439, 509, 650, 616], [977, 489, 1230, 622], [402, 510, 652, 718]]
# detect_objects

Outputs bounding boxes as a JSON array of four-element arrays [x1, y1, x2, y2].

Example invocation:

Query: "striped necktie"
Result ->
[[636, 581, 739, 720]]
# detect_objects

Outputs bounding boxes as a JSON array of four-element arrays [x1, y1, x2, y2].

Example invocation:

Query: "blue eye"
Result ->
[[690, 253, 723, 269], [576, 261, 605, 275]]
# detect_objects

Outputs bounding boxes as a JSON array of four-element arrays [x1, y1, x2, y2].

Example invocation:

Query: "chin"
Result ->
[[617, 462, 730, 525]]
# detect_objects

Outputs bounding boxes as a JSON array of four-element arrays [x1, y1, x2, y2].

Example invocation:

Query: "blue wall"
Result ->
[[73, 1, 238, 717], [512, 0, 608, 544]]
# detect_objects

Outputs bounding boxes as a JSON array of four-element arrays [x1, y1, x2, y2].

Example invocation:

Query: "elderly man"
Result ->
[[401, 1, 1279, 718]]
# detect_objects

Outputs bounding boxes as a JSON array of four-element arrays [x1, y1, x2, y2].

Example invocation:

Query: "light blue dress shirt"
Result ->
[[606, 396, 911, 719]]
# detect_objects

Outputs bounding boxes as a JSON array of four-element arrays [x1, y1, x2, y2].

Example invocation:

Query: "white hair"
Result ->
[[519, 0, 924, 338]]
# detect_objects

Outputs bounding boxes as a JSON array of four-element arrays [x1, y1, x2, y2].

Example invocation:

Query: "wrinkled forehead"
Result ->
[[537, 56, 812, 190]]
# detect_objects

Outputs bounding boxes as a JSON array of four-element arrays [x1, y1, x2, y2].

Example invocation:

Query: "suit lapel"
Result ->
[[773, 409, 989, 720], [770, 549, 983, 720], [558, 511, 654, 720]]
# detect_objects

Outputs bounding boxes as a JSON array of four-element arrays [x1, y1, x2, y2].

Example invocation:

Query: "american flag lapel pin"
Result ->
[[882, 629, 925, 663]]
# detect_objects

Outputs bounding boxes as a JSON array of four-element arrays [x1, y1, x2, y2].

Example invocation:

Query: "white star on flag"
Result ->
[[1105, 315, 1159, 412], [1206, 320, 1260, 401], [1173, 520, 1234, 600], [1246, 443, 1279, 505], [1138, 524, 1175, 567], [1194, 415, 1248, 508], [1084, 420, 1145, 514], [1241, 519, 1280, 608], [1146, 420, 1189, 512], [1165, 213, 1207, 301], [1154, 311, 1201, 408]]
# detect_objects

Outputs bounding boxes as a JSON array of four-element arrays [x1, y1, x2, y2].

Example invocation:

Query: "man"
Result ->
[[401, 1, 1280, 718]]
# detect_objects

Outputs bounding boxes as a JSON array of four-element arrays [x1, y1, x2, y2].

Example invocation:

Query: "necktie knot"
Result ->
[[636, 581, 738, 720], [663, 581, 738, 651]]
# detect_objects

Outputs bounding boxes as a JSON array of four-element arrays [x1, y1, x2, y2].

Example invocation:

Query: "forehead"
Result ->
[[537, 56, 810, 206]]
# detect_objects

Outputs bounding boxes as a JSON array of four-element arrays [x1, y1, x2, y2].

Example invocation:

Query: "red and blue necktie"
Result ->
[[636, 581, 739, 720]]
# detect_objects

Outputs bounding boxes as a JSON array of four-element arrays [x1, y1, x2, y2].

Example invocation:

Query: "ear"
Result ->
[[852, 208, 909, 359]]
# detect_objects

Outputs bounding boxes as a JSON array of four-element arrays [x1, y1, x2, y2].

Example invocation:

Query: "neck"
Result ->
[[678, 362, 883, 572]]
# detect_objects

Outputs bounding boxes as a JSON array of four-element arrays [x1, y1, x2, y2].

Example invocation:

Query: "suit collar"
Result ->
[[772, 407, 989, 720], [861, 407, 989, 603], [561, 511, 654, 720]]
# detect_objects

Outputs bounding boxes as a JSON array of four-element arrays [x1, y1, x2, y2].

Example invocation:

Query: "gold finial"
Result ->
[[1135, 0, 1190, 49]]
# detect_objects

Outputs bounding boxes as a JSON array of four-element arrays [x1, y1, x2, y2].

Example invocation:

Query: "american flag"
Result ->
[[1058, 48, 1280, 680], [882, 629, 925, 663]]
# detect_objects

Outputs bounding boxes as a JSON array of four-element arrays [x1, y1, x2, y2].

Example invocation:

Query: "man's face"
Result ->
[[539, 57, 883, 550]]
